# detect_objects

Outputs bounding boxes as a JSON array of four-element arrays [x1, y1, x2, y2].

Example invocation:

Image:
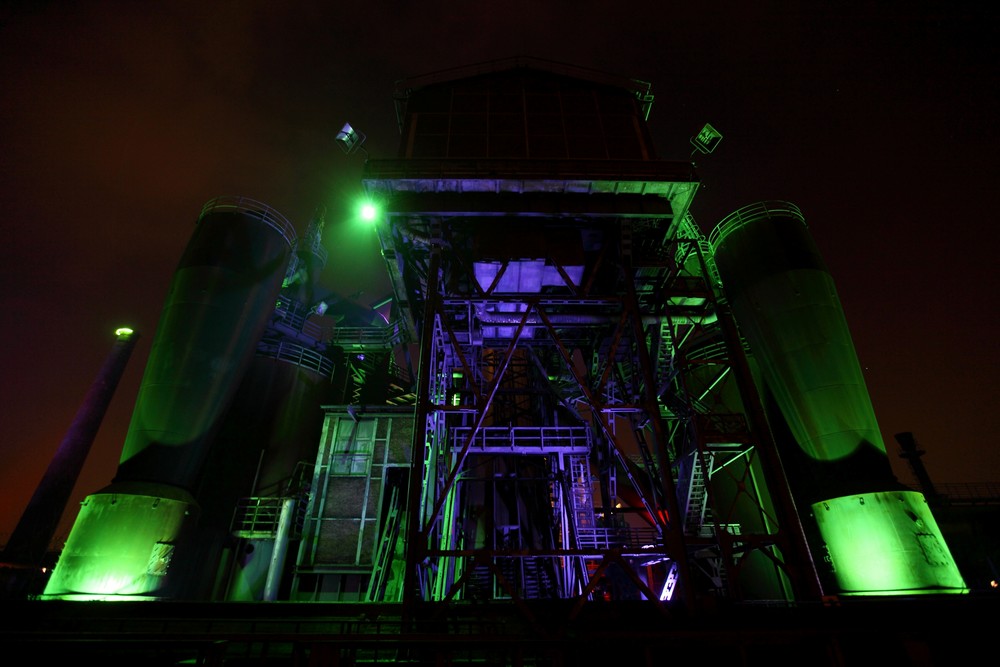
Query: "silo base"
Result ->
[[41, 482, 199, 601], [812, 490, 967, 596]]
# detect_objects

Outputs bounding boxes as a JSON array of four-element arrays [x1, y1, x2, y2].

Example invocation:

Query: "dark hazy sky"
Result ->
[[2, 1, 997, 542]]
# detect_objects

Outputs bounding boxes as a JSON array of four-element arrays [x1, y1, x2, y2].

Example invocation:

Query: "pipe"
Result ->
[[262, 498, 297, 601]]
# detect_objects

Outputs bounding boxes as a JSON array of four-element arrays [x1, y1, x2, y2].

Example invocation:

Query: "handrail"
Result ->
[[675, 212, 723, 289], [933, 482, 1000, 503], [328, 322, 409, 349], [450, 425, 591, 454], [708, 200, 804, 252], [273, 295, 327, 340], [305, 237, 329, 267], [256, 339, 334, 378], [363, 157, 696, 186], [199, 196, 297, 249]]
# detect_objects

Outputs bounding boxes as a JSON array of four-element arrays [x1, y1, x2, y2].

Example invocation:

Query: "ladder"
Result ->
[[655, 318, 677, 397], [683, 452, 713, 537], [366, 486, 401, 601], [568, 455, 595, 534]]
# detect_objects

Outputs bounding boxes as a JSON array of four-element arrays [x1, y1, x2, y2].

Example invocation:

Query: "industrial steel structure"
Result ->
[[3, 58, 982, 664]]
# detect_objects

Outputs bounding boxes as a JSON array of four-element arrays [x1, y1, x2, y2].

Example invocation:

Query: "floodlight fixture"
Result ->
[[690, 123, 723, 155], [360, 202, 377, 221], [335, 122, 369, 160]]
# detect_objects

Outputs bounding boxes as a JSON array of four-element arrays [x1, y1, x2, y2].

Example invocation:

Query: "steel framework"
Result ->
[[363, 156, 820, 617]]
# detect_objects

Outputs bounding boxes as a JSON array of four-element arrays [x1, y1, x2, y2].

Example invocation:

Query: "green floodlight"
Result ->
[[360, 202, 378, 222], [115, 327, 135, 337]]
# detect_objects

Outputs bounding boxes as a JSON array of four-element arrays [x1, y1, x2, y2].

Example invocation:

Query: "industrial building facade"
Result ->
[[4, 57, 985, 665]]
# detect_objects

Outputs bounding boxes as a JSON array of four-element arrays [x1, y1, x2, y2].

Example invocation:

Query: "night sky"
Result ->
[[2, 1, 997, 544]]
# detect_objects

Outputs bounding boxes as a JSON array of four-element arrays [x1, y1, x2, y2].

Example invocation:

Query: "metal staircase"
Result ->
[[367, 486, 403, 602], [568, 455, 596, 536], [682, 452, 713, 537]]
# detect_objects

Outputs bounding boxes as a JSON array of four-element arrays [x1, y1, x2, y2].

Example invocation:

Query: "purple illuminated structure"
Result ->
[[347, 59, 821, 609], [29, 57, 969, 642], [5, 56, 990, 667]]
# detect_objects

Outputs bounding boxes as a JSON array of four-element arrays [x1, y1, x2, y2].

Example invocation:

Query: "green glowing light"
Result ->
[[115, 327, 134, 337], [360, 202, 377, 221]]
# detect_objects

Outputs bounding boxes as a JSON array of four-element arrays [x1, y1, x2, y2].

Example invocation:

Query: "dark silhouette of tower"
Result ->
[[1, 328, 138, 595], [895, 431, 940, 500]]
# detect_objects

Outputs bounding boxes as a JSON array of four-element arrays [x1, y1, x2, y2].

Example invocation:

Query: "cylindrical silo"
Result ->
[[116, 197, 297, 487], [43, 197, 296, 600], [709, 201, 965, 596]]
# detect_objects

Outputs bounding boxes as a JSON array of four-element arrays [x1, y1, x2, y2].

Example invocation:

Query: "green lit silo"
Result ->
[[709, 201, 965, 596], [43, 197, 296, 600], [116, 197, 297, 487]]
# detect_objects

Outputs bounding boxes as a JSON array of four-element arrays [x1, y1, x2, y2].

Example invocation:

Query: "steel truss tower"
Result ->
[[361, 59, 821, 614]]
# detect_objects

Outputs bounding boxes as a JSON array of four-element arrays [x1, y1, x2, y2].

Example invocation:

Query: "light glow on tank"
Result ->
[[812, 491, 967, 595], [710, 202, 885, 463], [42, 488, 198, 601], [115, 327, 134, 337]]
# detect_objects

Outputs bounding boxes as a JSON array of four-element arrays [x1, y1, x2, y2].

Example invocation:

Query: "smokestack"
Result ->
[[2, 328, 139, 566], [894, 431, 939, 500]]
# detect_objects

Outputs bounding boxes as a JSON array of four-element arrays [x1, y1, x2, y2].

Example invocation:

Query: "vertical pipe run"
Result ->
[[263, 498, 297, 601], [403, 246, 442, 613]]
